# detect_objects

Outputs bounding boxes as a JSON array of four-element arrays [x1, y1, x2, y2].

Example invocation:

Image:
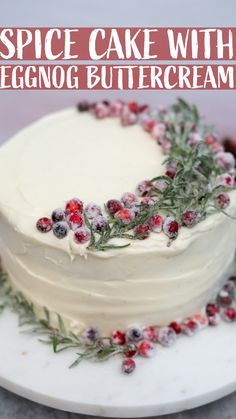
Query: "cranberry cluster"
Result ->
[[36, 198, 93, 244], [36, 99, 236, 248], [80, 275, 236, 374]]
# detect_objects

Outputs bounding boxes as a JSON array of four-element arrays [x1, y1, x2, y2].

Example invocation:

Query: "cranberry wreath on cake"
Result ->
[[0, 98, 236, 372]]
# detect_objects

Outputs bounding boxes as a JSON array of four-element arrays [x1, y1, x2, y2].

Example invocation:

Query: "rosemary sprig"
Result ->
[[0, 272, 134, 367]]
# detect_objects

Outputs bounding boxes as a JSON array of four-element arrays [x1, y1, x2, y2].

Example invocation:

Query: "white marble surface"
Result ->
[[0, 308, 236, 417]]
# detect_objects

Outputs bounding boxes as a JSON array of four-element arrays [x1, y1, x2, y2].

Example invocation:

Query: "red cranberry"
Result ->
[[93, 102, 110, 119], [111, 330, 126, 345], [128, 101, 139, 114], [165, 167, 176, 179], [215, 192, 230, 209], [110, 100, 123, 117], [182, 210, 199, 227], [65, 198, 83, 215], [143, 326, 158, 342], [114, 209, 135, 225], [222, 307, 236, 322], [169, 321, 182, 335], [182, 319, 199, 336], [68, 212, 83, 231], [150, 214, 164, 233], [208, 313, 220, 326], [163, 217, 179, 239], [121, 192, 138, 209], [135, 180, 153, 197], [137, 340, 155, 358], [134, 224, 150, 240], [120, 111, 137, 126], [206, 302, 220, 317], [74, 227, 91, 244], [106, 199, 123, 215], [122, 358, 136, 374], [36, 217, 53, 233], [217, 290, 232, 307]]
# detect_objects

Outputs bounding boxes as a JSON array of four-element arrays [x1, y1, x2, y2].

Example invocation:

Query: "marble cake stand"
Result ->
[[0, 309, 236, 417]]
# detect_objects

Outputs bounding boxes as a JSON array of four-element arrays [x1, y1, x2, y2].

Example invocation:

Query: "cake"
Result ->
[[0, 98, 236, 368]]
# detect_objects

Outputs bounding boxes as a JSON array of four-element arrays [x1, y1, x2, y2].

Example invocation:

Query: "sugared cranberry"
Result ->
[[65, 198, 83, 215], [142, 118, 156, 133], [215, 151, 235, 170], [126, 325, 143, 342], [77, 101, 90, 112], [135, 180, 153, 197], [121, 192, 138, 209], [139, 104, 149, 113], [53, 221, 69, 239], [82, 326, 100, 344], [120, 111, 137, 126], [93, 102, 110, 119], [92, 216, 108, 232], [143, 326, 158, 342], [151, 122, 166, 140], [74, 227, 91, 244], [188, 132, 202, 146], [182, 319, 199, 336], [217, 290, 232, 307], [155, 179, 169, 192], [51, 208, 65, 223], [36, 217, 53, 233], [206, 302, 220, 317], [158, 327, 176, 347], [122, 358, 136, 374], [223, 281, 235, 294], [163, 217, 179, 239], [169, 321, 182, 335], [114, 209, 135, 225], [110, 100, 123, 117], [111, 330, 126, 345], [165, 167, 176, 179], [134, 224, 150, 240], [216, 173, 234, 188], [123, 345, 137, 358], [138, 340, 155, 358], [208, 313, 220, 326], [84, 202, 102, 219], [128, 101, 139, 114], [222, 307, 236, 322], [106, 199, 123, 215], [215, 192, 230, 209], [149, 214, 164, 233], [68, 212, 83, 231], [182, 210, 199, 227], [192, 314, 208, 329]]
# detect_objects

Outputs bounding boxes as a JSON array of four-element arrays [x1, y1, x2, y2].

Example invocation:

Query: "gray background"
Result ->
[[1, 0, 236, 417]]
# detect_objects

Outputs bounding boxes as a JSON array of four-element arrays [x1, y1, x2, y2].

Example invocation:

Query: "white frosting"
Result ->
[[0, 108, 235, 333]]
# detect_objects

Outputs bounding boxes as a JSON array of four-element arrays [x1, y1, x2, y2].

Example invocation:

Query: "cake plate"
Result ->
[[0, 308, 236, 417]]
